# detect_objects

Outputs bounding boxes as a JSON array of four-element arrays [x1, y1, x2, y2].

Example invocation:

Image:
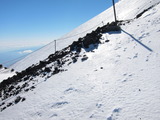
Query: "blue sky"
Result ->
[[0, 0, 118, 50]]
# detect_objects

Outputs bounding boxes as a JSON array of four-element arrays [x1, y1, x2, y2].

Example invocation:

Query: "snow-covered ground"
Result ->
[[0, 68, 15, 83], [10, 0, 159, 72], [1, 0, 160, 120]]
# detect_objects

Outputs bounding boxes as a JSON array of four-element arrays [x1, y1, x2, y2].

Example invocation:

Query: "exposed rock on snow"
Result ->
[[1, 0, 160, 120]]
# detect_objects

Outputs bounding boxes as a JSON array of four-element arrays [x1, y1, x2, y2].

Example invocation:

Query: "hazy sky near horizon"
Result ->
[[0, 0, 118, 50]]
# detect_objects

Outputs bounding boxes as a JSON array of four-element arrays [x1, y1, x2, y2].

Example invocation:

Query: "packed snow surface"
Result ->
[[1, 0, 160, 120]]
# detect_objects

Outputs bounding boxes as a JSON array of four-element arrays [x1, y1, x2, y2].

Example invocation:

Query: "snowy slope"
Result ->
[[0, 68, 15, 83], [10, 0, 159, 72], [1, 0, 160, 120]]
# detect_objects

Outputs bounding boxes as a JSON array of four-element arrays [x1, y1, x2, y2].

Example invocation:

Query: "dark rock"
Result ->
[[21, 97, 26, 102], [30, 86, 35, 90], [81, 55, 88, 62], [53, 67, 60, 74], [72, 57, 77, 63], [15, 90, 21, 95], [24, 88, 29, 92], [0, 64, 3, 69], [0, 102, 5, 107], [22, 83, 29, 89], [44, 67, 51, 73], [1, 107, 6, 111], [105, 40, 110, 42], [14, 96, 22, 104], [7, 102, 13, 107], [8, 85, 14, 92]]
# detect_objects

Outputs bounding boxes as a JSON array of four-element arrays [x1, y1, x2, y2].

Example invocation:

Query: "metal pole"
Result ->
[[54, 40, 56, 52], [112, 0, 117, 24]]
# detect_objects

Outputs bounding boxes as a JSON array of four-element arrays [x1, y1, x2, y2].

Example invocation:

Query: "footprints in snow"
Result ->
[[127, 52, 152, 62], [88, 103, 122, 120], [121, 73, 134, 83], [123, 47, 127, 52], [107, 108, 122, 120], [89, 103, 104, 119], [146, 53, 152, 62], [127, 53, 139, 60], [138, 33, 150, 41], [133, 53, 138, 59], [64, 87, 80, 94], [96, 103, 103, 109], [51, 101, 69, 109], [48, 87, 81, 118], [50, 113, 58, 118], [48, 101, 69, 118]]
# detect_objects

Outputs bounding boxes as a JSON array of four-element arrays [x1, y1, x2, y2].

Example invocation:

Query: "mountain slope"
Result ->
[[10, 0, 159, 72], [1, 0, 160, 120]]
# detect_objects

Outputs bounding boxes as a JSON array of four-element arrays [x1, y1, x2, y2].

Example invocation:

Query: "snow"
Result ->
[[1, 0, 160, 120], [10, 0, 160, 72], [0, 68, 15, 83]]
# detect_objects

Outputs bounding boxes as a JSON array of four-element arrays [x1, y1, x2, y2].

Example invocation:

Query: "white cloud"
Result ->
[[0, 40, 52, 51], [19, 50, 33, 54]]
